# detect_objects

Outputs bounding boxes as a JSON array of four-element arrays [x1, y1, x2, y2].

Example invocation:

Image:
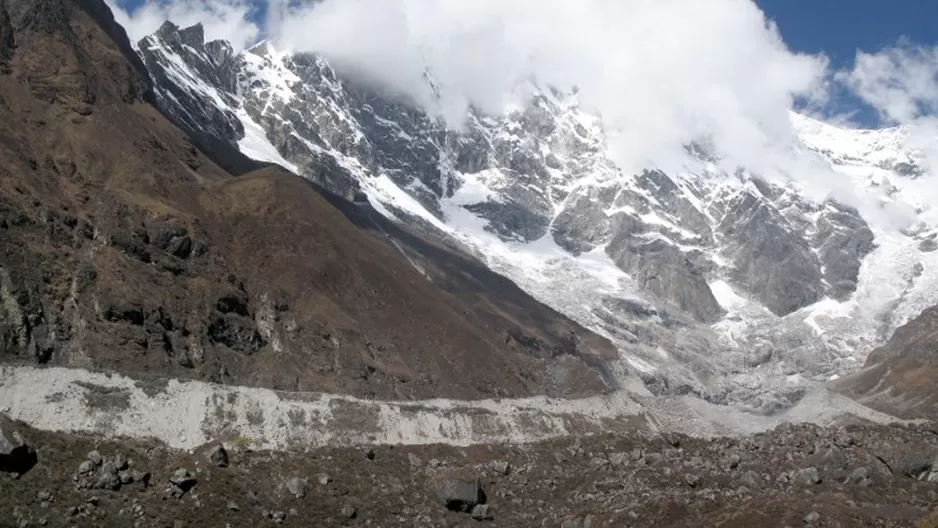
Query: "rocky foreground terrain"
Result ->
[[4, 415, 938, 527]]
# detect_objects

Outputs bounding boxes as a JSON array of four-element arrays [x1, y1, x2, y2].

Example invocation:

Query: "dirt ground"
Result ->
[[3, 418, 938, 527]]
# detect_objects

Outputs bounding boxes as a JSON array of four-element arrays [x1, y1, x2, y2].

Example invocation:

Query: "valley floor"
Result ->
[[2, 414, 938, 527]]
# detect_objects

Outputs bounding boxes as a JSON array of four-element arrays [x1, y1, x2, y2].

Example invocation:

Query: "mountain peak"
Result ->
[[153, 21, 206, 50], [177, 22, 204, 48]]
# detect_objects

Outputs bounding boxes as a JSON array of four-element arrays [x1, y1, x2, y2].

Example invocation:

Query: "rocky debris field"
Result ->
[[2, 415, 938, 527]]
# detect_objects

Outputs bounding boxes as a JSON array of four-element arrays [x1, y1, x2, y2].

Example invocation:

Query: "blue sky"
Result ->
[[756, 0, 938, 126], [757, 0, 937, 68]]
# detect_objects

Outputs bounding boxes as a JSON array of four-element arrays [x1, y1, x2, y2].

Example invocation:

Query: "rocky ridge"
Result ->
[[134, 21, 938, 412], [0, 0, 617, 401]]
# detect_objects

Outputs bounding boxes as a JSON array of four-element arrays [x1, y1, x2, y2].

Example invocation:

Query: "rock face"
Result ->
[[0, 415, 36, 475], [0, 0, 617, 401], [130, 22, 925, 412]]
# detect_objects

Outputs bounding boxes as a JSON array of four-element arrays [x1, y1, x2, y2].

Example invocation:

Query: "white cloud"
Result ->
[[840, 43, 938, 125], [838, 43, 938, 176], [105, 0, 260, 51], [268, 0, 829, 177], [103, 0, 937, 228]]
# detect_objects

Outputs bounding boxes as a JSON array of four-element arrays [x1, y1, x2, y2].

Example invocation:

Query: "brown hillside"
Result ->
[[0, 0, 617, 400], [835, 304, 938, 419]]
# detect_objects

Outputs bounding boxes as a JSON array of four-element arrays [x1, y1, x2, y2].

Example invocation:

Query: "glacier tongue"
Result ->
[[136, 23, 938, 414]]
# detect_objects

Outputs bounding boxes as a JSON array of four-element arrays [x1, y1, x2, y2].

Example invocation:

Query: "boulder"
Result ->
[[471, 504, 494, 521], [791, 467, 821, 486], [169, 468, 197, 493], [208, 445, 229, 468], [492, 460, 511, 476], [85, 450, 103, 467], [0, 416, 37, 475], [286, 477, 309, 498], [432, 477, 486, 512]]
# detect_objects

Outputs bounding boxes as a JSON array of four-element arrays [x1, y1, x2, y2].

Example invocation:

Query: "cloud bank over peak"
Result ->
[[106, 0, 260, 51], [269, 0, 829, 177], [109, 0, 938, 224]]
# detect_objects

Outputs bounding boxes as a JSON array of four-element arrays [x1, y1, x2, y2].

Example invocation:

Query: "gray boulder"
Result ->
[[791, 467, 821, 486], [286, 477, 309, 498], [0, 415, 36, 475], [209, 445, 229, 468], [471, 504, 494, 521], [432, 477, 486, 512], [169, 468, 197, 494], [492, 460, 511, 475], [86, 450, 103, 467], [848, 467, 871, 486]]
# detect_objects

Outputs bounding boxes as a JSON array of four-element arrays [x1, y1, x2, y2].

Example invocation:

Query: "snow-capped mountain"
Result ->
[[136, 22, 938, 412]]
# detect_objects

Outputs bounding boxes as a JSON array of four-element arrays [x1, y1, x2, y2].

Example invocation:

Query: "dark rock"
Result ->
[[0, 416, 37, 475], [266, 510, 287, 523], [216, 294, 249, 316], [341, 505, 357, 519], [208, 445, 228, 468], [207, 314, 266, 355], [169, 468, 196, 493], [432, 477, 486, 512]]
